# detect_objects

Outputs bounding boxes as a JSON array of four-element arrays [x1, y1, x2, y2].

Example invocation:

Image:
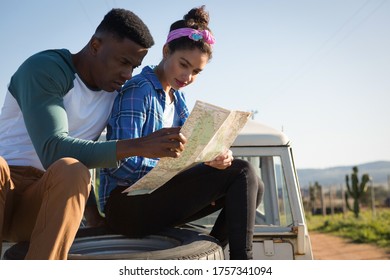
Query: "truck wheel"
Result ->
[[2, 227, 224, 260]]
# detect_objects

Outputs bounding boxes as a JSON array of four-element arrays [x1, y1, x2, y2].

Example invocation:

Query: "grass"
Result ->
[[306, 208, 390, 248]]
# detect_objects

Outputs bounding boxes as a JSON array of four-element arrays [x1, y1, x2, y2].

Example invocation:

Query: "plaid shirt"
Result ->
[[98, 66, 189, 212]]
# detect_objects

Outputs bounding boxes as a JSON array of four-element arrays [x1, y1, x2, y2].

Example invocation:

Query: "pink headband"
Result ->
[[166, 27, 216, 45]]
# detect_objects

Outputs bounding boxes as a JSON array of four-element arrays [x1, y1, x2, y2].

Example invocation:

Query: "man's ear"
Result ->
[[89, 35, 102, 56]]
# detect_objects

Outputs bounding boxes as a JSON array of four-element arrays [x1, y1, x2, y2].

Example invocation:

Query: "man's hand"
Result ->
[[116, 127, 187, 160], [204, 149, 233, 170], [142, 127, 187, 158]]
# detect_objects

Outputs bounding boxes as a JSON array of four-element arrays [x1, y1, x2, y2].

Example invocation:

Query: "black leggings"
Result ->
[[105, 159, 263, 259]]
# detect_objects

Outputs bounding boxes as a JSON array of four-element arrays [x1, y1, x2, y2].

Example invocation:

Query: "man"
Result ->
[[0, 8, 186, 260]]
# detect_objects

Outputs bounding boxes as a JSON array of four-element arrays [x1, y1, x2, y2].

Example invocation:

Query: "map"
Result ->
[[122, 100, 251, 195]]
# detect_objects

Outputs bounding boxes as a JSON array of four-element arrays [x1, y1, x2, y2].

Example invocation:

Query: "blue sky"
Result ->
[[1, 0, 389, 170]]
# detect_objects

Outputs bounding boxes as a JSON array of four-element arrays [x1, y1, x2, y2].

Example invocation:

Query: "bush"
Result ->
[[306, 208, 390, 248]]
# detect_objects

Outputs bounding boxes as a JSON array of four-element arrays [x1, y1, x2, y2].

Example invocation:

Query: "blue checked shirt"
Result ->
[[98, 66, 189, 212]]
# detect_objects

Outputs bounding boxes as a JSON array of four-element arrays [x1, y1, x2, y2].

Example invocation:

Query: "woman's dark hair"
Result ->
[[95, 8, 154, 48], [167, 6, 213, 59]]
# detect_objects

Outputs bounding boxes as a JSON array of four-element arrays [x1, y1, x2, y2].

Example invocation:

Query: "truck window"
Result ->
[[237, 156, 293, 228], [192, 155, 294, 230]]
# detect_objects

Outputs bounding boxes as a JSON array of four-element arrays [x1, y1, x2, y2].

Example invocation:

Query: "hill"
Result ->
[[297, 161, 390, 189]]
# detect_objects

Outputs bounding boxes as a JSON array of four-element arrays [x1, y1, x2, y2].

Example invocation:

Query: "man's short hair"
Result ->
[[95, 8, 154, 48]]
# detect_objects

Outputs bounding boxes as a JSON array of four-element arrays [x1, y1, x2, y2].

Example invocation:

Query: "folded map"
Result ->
[[123, 100, 251, 195]]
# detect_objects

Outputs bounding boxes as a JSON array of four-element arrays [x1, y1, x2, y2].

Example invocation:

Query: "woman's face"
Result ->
[[162, 47, 209, 90]]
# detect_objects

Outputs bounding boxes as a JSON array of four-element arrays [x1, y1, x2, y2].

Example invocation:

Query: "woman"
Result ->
[[99, 6, 263, 260]]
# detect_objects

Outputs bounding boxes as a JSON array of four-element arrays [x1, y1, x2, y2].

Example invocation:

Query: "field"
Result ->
[[306, 208, 390, 248]]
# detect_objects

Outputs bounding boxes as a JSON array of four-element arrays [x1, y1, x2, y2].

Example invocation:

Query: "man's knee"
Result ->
[[47, 157, 91, 195], [0, 156, 8, 167], [0, 156, 11, 177], [51, 157, 90, 178], [0, 156, 12, 190]]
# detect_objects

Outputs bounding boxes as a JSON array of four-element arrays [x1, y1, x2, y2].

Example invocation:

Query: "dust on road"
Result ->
[[309, 231, 390, 260]]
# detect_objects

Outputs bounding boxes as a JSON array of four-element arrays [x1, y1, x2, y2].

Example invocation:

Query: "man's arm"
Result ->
[[9, 51, 118, 169], [10, 50, 186, 170]]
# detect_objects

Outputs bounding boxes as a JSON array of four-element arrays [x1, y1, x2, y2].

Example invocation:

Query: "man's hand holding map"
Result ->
[[123, 100, 251, 195]]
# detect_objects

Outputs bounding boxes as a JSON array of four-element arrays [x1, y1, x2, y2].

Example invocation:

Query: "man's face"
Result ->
[[90, 34, 148, 92]]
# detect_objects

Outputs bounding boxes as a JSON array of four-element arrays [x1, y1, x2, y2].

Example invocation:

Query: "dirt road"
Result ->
[[309, 231, 390, 260]]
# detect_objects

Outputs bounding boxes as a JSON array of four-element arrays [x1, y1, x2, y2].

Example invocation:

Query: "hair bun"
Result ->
[[184, 5, 209, 29]]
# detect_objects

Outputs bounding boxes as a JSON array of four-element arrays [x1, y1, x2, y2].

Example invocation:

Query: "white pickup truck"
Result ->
[[221, 120, 313, 259], [184, 119, 313, 260], [2, 120, 313, 260]]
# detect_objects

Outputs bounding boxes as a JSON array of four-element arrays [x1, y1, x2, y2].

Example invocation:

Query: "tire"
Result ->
[[2, 227, 224, 260]]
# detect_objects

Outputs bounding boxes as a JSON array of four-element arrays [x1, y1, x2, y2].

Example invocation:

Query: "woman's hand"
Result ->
[[204, 149, 233, 170]]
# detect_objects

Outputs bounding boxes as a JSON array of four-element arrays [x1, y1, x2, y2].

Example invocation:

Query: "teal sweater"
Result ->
[[4, 49, 117, 169]]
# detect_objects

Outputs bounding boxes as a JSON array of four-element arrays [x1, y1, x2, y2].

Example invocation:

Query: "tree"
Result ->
[[345, 166, 370, 218]]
